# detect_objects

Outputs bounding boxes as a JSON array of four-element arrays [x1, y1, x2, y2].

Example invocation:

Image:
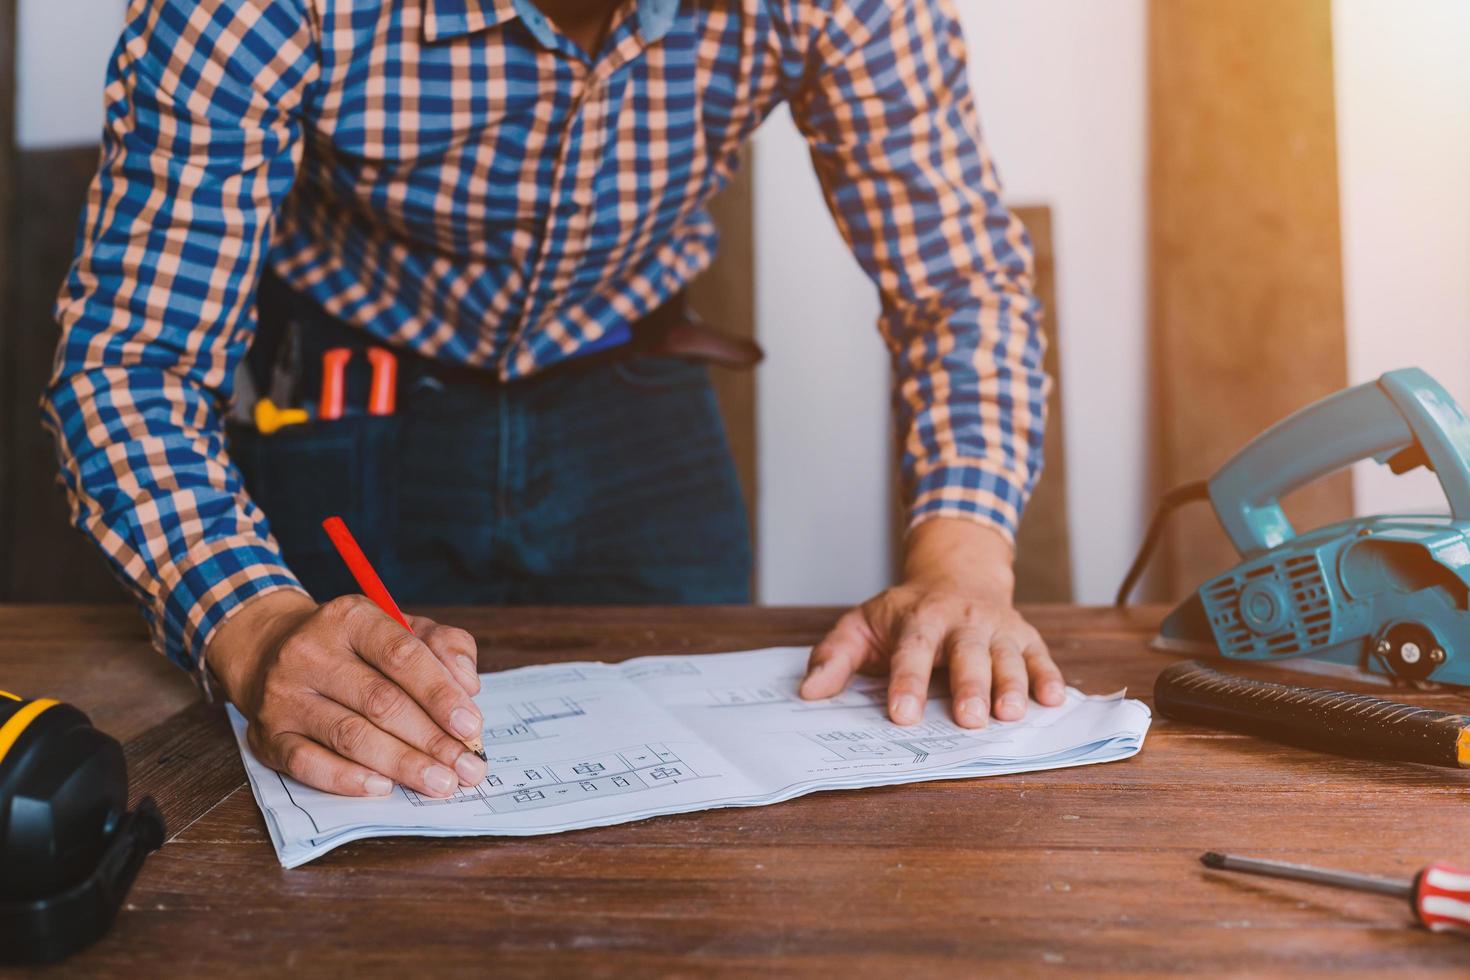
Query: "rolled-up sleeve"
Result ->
[[40, 0, 320, 674], [781, 0, 1048, 544]]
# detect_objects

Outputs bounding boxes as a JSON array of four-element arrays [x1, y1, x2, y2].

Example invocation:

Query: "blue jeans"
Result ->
[[231, 292, 753, 606]]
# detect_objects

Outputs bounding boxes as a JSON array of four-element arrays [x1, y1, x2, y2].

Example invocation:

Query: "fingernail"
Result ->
[[457, 655, 477, 678], [958, 698, 988, 725], [455, 752, 487, 785], [891, 694, 920, 724], [1000, 693, 1025, 715], [450, 707, 480, 739], [1044, 682, 1066, 703], [364, 774, 393, 796], [425, 765, 455, 795]]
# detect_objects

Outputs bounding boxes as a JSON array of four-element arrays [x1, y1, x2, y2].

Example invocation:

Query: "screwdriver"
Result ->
[[1202, 851, 1470, 934], [253, 397, 309, 435]]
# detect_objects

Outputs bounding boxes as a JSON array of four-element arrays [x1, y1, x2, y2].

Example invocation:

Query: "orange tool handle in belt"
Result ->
[[367, 347, 398, 416], [320, 348, 352, 421]]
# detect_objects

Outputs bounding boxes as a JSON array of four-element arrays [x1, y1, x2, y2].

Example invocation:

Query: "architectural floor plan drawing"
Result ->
[[478, 695, 588, 748], [696, 681, 887, 711], [801, 723, 981, 764], [402, 743, 699, 813], [231, 647, 1152, 868]]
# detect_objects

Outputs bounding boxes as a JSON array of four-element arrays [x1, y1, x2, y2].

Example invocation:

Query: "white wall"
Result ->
[[755, 1, 1149, 604], [15, 0, 123, 149], [1334, 0, 1470, 517], [753, 109, 892, 604]]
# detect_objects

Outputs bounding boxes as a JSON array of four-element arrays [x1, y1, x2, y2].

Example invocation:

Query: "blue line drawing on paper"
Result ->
[[402, 743, 703, 813], [802, 723, 981, 764], [479, 696, 589, 747]]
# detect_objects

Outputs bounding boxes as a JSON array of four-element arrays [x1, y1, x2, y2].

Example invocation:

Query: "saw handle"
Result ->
[[1209, 368, 1470, 557]]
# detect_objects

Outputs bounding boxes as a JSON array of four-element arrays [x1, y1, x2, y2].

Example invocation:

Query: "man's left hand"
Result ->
[[798, 518, 1065, 728]]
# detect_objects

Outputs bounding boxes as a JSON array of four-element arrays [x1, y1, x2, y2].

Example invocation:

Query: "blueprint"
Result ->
[[229, 647, 1152, 868]]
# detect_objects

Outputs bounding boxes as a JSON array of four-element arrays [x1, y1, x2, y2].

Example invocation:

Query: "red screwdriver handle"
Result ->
[[1415, 862, 1470, 933]]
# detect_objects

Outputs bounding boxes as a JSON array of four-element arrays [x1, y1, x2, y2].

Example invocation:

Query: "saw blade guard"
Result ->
[[1208, 368, 1470, 558]]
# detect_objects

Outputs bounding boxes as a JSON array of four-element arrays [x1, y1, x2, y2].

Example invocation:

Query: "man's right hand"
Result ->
[[207, 590, 489, 798]]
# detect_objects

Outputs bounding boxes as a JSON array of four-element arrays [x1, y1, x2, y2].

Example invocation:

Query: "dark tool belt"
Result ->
[[422, 291, 764, 387], [630, 293, 764, 371], [253, 275, 762, 397]]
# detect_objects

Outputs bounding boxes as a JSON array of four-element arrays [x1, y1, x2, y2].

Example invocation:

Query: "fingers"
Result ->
[[247, 725, 394, 798], [317, 659, 487, 786], [1024, 636, 1066, 706], [946, 627, 993, 728], [297, 695, 468, 798], [342, 601, 484, 752], [811, 590, 1065, 734], [411, 616, 481, 695], [886, 615, 943, 725], [989, 634, 1029, 722], [239, 598, 493, 798], [800, 609, 873, 700]]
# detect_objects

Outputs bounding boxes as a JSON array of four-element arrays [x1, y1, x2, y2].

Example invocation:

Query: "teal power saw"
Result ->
[[1118, 368, 1470, 686]]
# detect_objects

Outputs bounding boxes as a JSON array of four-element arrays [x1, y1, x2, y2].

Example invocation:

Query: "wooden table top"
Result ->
[[4, 603, 1470, 977]]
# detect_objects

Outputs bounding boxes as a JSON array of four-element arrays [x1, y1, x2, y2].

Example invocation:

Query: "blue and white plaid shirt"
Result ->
[[43, 0, 1047, 674]]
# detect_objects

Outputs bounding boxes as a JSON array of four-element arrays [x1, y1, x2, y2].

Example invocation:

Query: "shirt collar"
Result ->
[[423, 0, 678, 46], [422, 0, 520, 43], [636, 0, 678, 44]]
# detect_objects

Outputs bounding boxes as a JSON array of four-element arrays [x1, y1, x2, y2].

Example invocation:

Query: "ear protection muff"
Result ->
[[0, 691, 164, 965]]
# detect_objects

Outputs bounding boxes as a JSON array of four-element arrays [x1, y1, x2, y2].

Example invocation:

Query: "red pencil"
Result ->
[[321, 516, 410, 631], [321, 516, 486, 761]]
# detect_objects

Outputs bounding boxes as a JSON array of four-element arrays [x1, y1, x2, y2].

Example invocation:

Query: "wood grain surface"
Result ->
[[4, 604, 1470, 978], [688, 145, 758, 565], [1009, 206, 1072, 603], [1148, 0, 1353, 599]]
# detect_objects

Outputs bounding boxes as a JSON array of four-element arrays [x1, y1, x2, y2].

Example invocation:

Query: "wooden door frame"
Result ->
[[0, 0, 18, 600]]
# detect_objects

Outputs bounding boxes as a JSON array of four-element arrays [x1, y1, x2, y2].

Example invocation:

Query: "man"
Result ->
[[44, 0, 1062, 801]]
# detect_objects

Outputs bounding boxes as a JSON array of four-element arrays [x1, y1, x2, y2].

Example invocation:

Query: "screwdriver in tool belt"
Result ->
[[1202, 852, 1470, 934]]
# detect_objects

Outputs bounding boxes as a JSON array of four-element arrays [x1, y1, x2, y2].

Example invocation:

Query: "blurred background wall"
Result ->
[[2, 0, 1468, 607], [14, 0, 118, 148], [1335, 0, 1470, 517]]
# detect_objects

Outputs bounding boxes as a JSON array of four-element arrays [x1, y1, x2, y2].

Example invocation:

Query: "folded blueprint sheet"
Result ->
[[231, 647, 1152, 868]]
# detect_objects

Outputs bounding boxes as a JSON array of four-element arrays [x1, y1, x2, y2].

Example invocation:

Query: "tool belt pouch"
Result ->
[[227, 413, 402, 601]]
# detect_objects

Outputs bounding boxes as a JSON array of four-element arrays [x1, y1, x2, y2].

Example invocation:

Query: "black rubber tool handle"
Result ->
[[1154, 661, 1470, 768]]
